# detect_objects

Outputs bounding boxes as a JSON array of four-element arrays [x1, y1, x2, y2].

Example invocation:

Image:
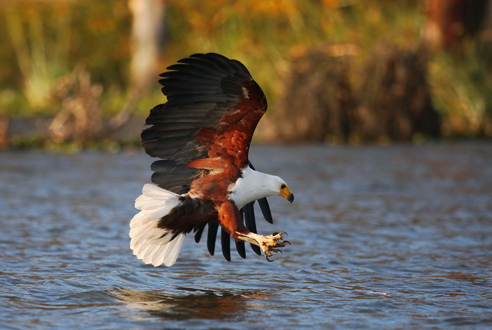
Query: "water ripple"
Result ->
[[1, 144, 492, 329]]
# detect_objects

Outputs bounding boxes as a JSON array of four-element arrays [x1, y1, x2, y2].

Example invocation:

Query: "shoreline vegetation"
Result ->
[[1, 0, 491, 151]]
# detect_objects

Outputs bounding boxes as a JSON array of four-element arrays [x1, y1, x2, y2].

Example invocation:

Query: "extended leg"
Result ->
[[236, 231, 290, 261], [218, 200, 290, 261]]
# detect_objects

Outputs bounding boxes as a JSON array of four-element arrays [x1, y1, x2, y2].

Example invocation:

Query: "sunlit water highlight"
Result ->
[[1, 143, 491, 329]]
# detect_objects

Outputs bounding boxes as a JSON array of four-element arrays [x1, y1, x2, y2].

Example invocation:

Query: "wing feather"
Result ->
[[258, 197, 273, 224], [221, 227, 231, 262], [207, 222, 219, 256], [142, 53, 267, 194], [140, 53, 272, 261], [235, 240, 246, 259], [243, 201, 262, 255], [194, 223, 206, 243]]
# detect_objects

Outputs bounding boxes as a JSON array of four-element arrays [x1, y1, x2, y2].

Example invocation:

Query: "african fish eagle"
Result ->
[[130, 53, 294, 267]]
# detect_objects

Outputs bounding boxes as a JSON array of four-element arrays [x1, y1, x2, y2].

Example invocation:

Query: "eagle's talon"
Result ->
[[236, 231, 290, 262]]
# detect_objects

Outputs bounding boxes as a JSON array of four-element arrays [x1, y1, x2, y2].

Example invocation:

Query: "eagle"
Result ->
[[130, 53, 294, 267]]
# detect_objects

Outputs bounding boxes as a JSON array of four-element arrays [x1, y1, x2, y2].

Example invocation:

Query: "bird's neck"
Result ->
[[229, 166, 278, 210]]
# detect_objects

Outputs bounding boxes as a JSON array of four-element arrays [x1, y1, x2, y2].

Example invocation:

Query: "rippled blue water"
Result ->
[[1, 143, 491, 329]]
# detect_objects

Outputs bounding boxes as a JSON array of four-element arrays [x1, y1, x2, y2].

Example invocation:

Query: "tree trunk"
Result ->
[[109, 0, 166, 131], [129, 0, 166, 93]]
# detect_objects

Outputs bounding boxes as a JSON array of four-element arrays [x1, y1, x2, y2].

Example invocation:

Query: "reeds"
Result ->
[[5, 3, 71, 112]]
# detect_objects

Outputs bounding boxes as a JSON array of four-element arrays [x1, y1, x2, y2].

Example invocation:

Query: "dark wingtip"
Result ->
[[258, 198, 273, 224], [243, 202, 262, 255], [194, 223, 206, 243], [207, 222, 219, 256], [221, 227, 231, 262], [236, 241, 246, 259]]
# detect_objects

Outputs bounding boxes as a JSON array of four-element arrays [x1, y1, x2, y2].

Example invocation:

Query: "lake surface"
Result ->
[[1, 143, 491, 329]]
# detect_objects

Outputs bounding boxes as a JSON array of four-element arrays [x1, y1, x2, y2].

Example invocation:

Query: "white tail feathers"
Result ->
[[130, 184, 185, 267]]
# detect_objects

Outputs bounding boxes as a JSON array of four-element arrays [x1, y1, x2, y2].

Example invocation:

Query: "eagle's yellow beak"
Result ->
[[280, 186, 294, 203]]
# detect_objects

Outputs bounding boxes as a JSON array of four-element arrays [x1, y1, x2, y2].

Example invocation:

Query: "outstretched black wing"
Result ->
[[141, 53, 272, 259], [142, 53, 259, 194]]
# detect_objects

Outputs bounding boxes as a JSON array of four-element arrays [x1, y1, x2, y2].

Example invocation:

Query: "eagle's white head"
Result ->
[[229, 166, 294, 210]]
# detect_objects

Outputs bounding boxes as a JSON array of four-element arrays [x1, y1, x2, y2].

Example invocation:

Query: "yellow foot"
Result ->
[[236, 231, 290, 261]]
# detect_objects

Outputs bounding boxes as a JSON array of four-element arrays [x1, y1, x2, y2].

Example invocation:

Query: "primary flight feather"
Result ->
[[130, 53, 294, 267]]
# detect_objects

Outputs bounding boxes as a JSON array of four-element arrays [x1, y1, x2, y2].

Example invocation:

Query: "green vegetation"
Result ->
[[0, 0, 491, 149], [430, 44, 492, 137]]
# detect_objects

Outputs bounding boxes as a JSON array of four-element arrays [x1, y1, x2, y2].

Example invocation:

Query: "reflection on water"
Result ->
[[1, 144, 492, 329], [113, 287, 264, 321]]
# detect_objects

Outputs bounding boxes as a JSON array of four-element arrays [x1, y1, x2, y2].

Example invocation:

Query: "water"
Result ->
[[1, 143, 491, 329]]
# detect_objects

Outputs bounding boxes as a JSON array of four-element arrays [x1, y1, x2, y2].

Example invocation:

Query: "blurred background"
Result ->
[[2, 3, 492, 327], [1, 0, 492, 151]]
